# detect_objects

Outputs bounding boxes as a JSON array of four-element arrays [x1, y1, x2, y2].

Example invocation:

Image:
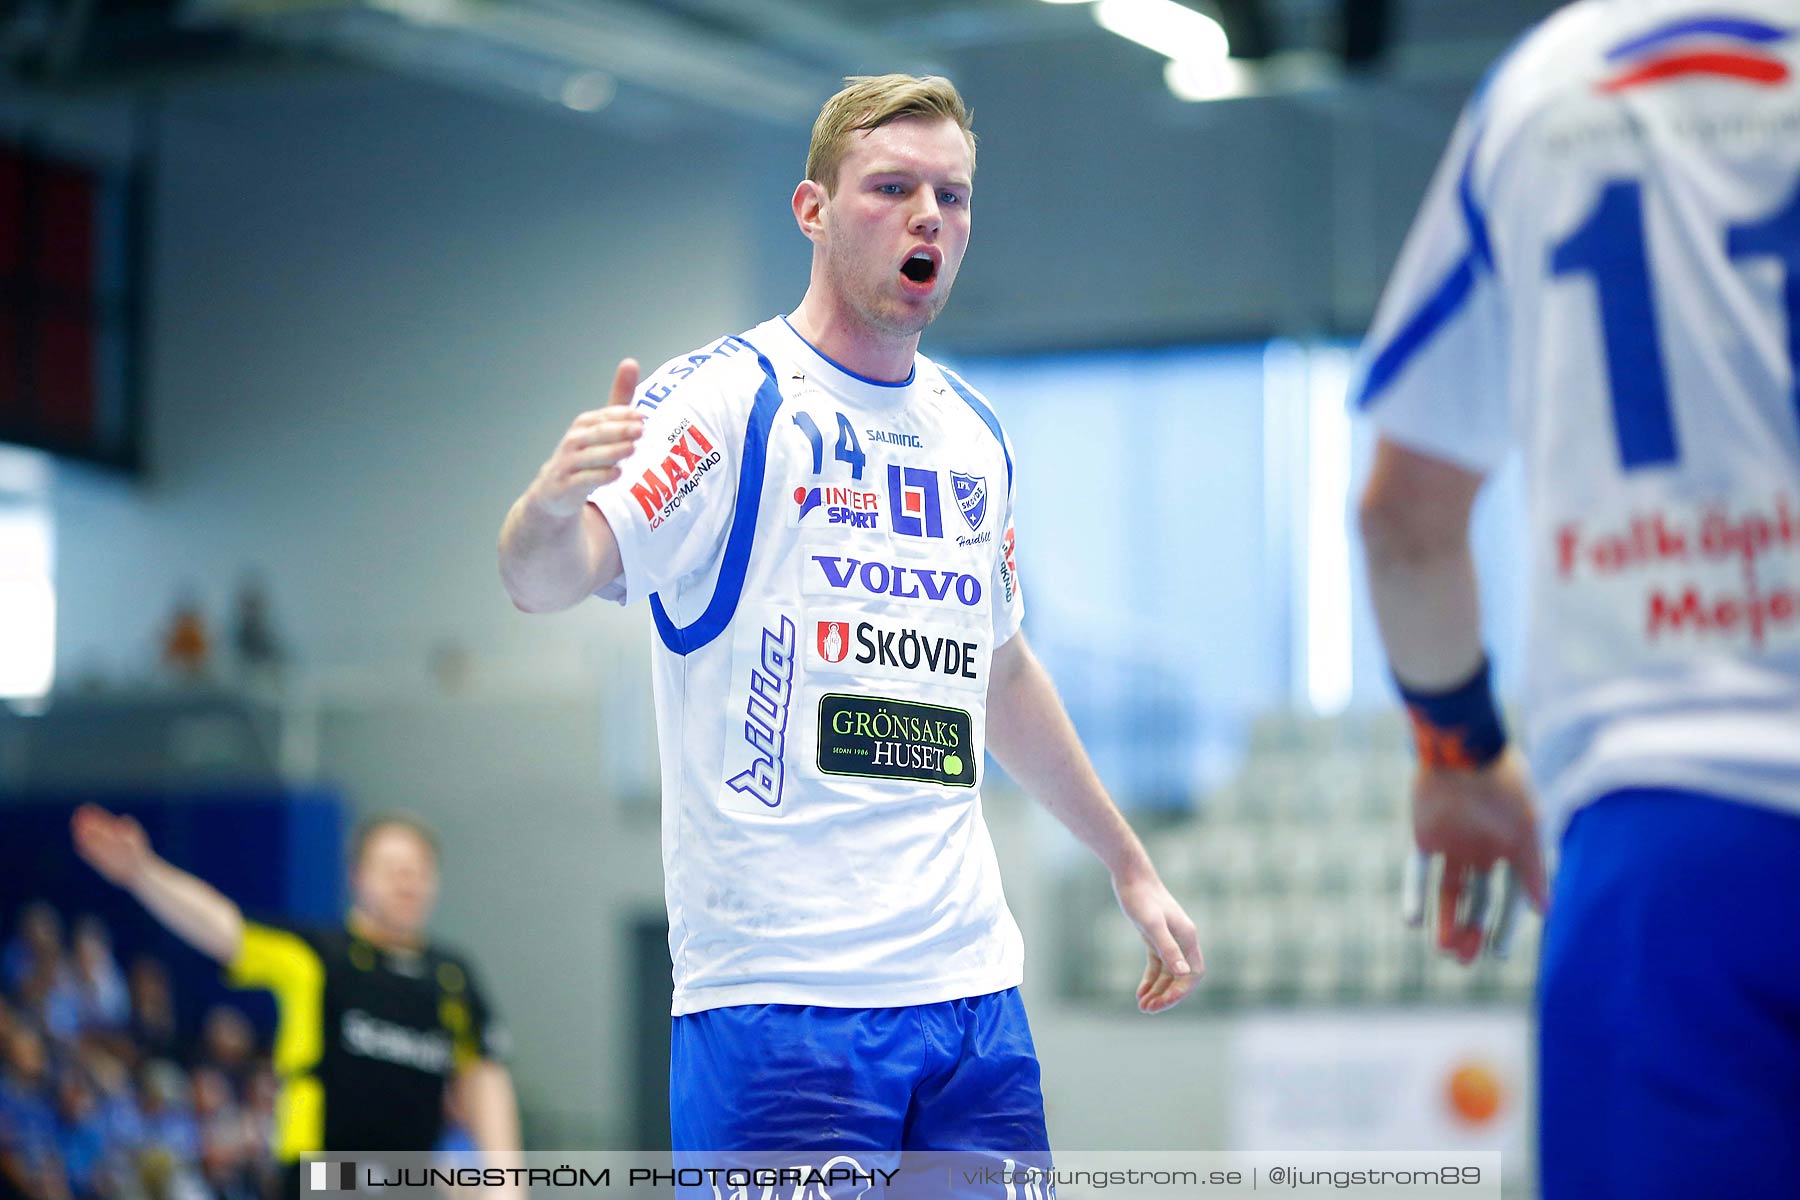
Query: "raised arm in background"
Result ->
[[70, 804, 245, 964]]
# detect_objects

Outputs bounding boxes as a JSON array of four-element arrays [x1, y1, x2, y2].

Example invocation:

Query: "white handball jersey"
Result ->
[[588, 315, 1026, 1015], [1356, 0, 1800, 835]]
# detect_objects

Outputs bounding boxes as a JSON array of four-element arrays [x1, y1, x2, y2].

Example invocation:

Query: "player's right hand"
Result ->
[[1402, 748, 1549, 965], [71, 804, 154, 889], [524, 358, 645, 519]]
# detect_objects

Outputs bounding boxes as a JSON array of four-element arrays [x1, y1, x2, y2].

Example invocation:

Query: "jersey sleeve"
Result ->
[[991, 432, 1025, 646], [443, 954, 508, 1068], [224, 918, 325, 990], [1352, 102, 1513, 473], [586, 358, 748, 607], [224, 919, 329, 1078]]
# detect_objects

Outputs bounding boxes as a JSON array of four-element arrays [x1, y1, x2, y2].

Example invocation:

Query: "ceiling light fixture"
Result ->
[[1164, 55, 1253, 101], [1093, 0, 1229, 64], [559, 70, 615, 111]]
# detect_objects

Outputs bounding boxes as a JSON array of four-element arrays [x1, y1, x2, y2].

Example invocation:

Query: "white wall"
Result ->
[[46, 70, 772, 682]]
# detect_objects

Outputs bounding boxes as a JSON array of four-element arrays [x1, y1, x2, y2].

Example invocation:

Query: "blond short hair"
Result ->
[[805, 74, 976, 194], [351, 811, 440, 868]]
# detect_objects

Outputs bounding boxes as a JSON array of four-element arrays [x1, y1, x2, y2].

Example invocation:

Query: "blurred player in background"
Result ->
[[499, 74, 1202, 1153], [70, 807, 519, 1194], [1354, 2, 1800, 1195]]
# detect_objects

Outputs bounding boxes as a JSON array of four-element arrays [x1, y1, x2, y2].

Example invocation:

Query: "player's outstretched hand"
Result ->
[[1112, 870, 1204, 1014], [1402, 748, 1549, 965], [525, 358, 645, 519], [72, 804, 153, 889]]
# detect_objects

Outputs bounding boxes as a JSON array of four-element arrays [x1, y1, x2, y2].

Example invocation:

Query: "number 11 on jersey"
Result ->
[[1552, 174, 1800, 471]]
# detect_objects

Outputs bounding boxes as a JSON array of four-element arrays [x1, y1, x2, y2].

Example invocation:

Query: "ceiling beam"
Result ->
[[665, 0, 947, 78], [184, 0, 842, 122]]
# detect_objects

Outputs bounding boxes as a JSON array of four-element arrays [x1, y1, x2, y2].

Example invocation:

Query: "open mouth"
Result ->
[[900, 252, 938, 284]]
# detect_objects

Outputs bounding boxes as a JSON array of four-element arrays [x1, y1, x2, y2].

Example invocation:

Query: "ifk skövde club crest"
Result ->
[[951, 472, 987, 531]]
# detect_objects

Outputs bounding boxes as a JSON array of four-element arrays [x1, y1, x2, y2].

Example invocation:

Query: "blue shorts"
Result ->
[[1538, 787, 1800, 1200], [670, 986, 1050, 1155]]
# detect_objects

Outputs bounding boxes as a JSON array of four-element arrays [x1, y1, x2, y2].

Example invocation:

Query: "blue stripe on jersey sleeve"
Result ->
[[1458, 151, 1495, 275], [938, 366, 1014, 495], [649, 344, 785, 657], [1606, 17, 1791, 62], [1358, 129, 1492, 412], [1354, 253, 1478, 411]]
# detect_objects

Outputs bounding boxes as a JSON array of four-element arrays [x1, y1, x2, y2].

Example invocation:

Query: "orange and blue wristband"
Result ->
[[1397, 656, 1508, 770]]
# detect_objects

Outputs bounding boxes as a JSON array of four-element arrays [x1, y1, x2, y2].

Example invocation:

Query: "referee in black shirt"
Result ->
[[71, 806, 521, 1194]]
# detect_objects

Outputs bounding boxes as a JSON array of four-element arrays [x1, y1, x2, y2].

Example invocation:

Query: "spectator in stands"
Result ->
[[3, 908, 79, 1045], [2, 906, 62, 997], [123, 961, 180, 1067], [0, 1026, 68, 1200], [191, 1011, 253, 1099], [66, 923, 128, 1038], [190, 1068, 255, 1200], [237, 1066, 277, 1199], [80, 1049, 144, 1192], [52, 1072, 104, 1200], [134, 1062, 199, 1168], [4, 903, 284, 1200]]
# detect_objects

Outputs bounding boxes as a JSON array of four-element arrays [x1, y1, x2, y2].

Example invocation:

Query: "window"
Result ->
[[0, 489, 54, 701], [946, 339, 1527, 807], [0, 139, 143, 471]]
